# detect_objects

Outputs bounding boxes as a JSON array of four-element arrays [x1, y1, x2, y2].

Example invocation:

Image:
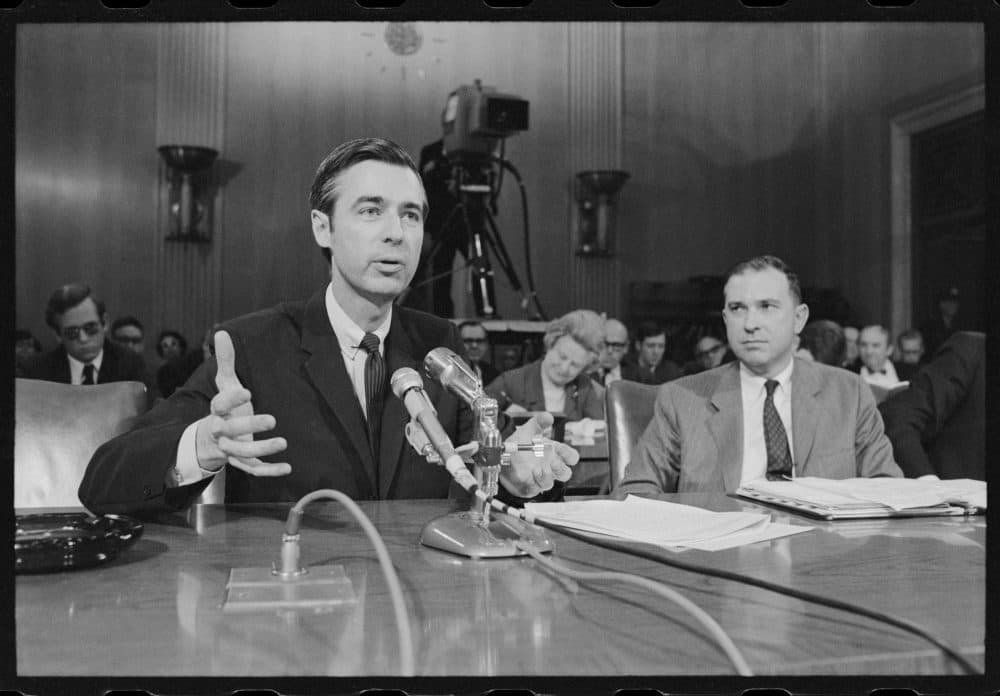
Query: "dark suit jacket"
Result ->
[[485, 359, 604, 422], [18, 339, 150, 386], [879, 331, 985, 480], [621, 359, 682, 385], [79, 292, 474, 514], [471, 360, 500, 387], [617, 358, 901, 495]]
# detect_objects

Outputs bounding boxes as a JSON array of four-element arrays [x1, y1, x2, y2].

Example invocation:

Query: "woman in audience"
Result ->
[[485, 309, 605, 421], [795, 319, 847, 367]]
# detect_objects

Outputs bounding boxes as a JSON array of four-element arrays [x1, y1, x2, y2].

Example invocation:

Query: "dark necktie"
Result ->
[[360, 332, 385, 462], [763, 379, 793, 480], [82, 364, 96, 385]]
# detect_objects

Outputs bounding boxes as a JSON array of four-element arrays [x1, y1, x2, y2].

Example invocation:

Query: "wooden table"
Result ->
[[16, 496, 984, 679]]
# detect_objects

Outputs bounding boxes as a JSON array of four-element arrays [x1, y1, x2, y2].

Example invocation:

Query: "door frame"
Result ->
[[888, 82, 984, 338]]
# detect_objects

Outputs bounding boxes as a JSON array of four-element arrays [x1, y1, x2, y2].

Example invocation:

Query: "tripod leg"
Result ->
[[483, 208, 527, 296], [462, 204, 498, 318]]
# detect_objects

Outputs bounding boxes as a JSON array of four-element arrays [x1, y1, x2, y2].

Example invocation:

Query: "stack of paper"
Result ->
[[525, 495, 811, 551]]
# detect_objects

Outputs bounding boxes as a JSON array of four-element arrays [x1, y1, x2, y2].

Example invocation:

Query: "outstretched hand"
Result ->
[[500, 411, 579, 498], [194, 330, 290, 476]]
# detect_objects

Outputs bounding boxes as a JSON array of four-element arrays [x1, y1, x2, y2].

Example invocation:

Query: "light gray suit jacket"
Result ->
[[617, 358, 901, 495]]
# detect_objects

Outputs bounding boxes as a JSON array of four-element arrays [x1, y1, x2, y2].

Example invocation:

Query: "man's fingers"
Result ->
[[210, 387, 253, 416], [217, 435, 287, 459], [210, 413, 277, 440], [213, 330, 244, 392], [226, 456, 292, 477]]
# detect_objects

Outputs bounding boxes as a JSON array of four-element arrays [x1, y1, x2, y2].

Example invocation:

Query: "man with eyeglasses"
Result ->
[[458, 320, 500, 385], [110, 316, 147, 356], [18, 283, 150, 389], [589, 317, 628, 386]]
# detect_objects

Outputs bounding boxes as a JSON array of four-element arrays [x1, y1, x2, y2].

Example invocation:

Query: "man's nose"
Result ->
[[384, 215, 405, 241]]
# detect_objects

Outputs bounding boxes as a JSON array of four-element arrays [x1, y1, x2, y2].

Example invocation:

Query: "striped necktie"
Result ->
[[763, 379, 793, 480], [82, 364, 96, 385], [359, 333, 385, 461]]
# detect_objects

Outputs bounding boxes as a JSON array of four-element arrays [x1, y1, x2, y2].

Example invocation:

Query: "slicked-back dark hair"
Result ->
[[309, 137, 425, 264], [798, 319, 846, 366], [634, 320, 666, 345], [44, 283, 105, 330], [724, 255, 803, 305], [110, 315, 144, 334]]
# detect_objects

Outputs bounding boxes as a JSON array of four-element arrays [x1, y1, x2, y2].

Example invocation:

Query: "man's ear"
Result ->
[[100, 313, 109, 329], [794, 303, 810, 333], [311, 210, 332, 251]]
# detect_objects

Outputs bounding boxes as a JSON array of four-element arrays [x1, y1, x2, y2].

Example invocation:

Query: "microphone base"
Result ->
[[221, 564, 357, 613], [420, 511, 554, 558]]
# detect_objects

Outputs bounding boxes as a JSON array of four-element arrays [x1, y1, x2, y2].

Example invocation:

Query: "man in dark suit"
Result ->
[[458, 320, 500, 386], [18, 283, 150, 389], [879, 331, 985, 480], [621, 320, 681, 385], [80, 138, 577, 515], [617, 255, 900, 495]]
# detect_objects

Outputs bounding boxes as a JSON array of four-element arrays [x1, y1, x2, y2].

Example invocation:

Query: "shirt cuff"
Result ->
[[172, 420, 217, 486]]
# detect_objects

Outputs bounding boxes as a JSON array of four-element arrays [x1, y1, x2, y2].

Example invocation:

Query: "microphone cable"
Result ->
[[285, 489, 415, 676]]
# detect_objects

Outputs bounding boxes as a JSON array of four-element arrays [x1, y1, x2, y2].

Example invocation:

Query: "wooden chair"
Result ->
[[15, 378, 147, 509], [604, 380, 659, 492]]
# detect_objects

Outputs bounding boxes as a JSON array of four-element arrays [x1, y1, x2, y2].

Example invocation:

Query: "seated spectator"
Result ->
[[621, 320, 681, 385], [854, 324, 903, 389], [920, 286, 964, 356], [485, 309, 605, 422], [18, 283, 151, 393], [895, 328, 925, 381], [794, 319, 846, 366], [458, 320, 500, 386], [589, 317, 629, 386], [879, 331, 985, 480], [110, 316, 146, 355], [682, 333, 732, 375], [156, 330, 188, 363], [842, 325, 860, 370], [15, 329, 43, 364]]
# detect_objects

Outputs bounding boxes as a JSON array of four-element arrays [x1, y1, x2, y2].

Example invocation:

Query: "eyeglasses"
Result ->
[[115, 336, 143, 345], [61, 322, 103, 342], [605, 342, 627, 350], [462, 337, 487, 345]]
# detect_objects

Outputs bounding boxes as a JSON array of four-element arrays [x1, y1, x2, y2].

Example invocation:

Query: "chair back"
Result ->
[[605, 379, 659, 491], [15, 378, 146, 509]]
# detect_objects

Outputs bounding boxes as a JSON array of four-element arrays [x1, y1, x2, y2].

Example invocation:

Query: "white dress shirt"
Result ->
[[173, 283, 390, 486], [739, 358, 795, 485], [67, 350, 104, 385], [860, 361, 901, 389]]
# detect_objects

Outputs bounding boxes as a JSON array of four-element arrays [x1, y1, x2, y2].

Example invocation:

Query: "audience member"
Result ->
[[879, 331, 985, 480], [621, 321, 681, 385], [682, 333, 731, 375], [486, 309, 605, 421], [590, 317, 629, 386], [920, 286, 963, 356], [110, 316, 146, 355], [156, 328, 210, 399], [18, 283, 151, 389], [843, 325, 860, 369], [458, 320, 500, 386], [855, 325, 903, 388], [81, 137, 575, 514], [616, 255, 900, 495], [157, 330, 188, 363], [895, 328, 925, 381], [15, 329, 43, 364], [795, 319, 846, 367]]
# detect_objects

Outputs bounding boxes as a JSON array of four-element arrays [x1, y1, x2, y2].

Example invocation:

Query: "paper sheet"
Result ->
[[744, 477, 986, 511]]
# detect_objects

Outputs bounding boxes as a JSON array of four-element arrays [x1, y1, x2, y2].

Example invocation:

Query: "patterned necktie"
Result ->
[[763, 379, 793, 480], [82, 364, 96, 385], [359, 332, 385, 461]]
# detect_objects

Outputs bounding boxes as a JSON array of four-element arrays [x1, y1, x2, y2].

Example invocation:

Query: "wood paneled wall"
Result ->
[[16, 22, 983, 358]]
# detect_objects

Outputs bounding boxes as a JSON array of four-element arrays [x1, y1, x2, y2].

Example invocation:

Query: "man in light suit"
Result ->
[[617, 255, 900, 495]]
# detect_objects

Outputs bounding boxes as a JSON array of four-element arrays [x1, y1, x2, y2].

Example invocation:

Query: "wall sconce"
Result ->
[[574, 170, 630, 257], [158, 145, 219, 243]]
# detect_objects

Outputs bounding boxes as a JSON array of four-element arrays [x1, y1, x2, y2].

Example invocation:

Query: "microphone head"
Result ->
[[424, 347, 483, 402], [390, 366, 425, 400]]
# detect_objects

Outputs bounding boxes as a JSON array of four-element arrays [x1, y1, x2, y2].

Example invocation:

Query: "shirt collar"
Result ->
[[739, 355, 794, 396], [861, 362, 897, 379], [67, 347, 104, 379], [324, 283, 391, 356]]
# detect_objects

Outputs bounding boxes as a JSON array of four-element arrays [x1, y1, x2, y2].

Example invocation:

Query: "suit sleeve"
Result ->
[[878, 338, 975, 478], [853, 375, 903, 478], [615, 385, 681, 496]]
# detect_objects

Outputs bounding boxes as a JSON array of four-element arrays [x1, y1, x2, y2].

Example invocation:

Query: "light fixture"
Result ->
[[574, 170, 630, 257], [158, 145, 219, 243]]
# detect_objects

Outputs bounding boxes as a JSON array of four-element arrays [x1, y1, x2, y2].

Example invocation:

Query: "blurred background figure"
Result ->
[[683, 333, 731, 375], [590, 317, 628, 386], [622, 320, 680, 385], [854, 324, 902, 388], [895, 328, 925, 380], [920, 286, 963, 356], [795, 319, 846, 367], [486, 309, 605, 421], [157, 330, 188, 363], [458, 320, 500, 385], [157, 327, 213, 399], [15, 328, 43, 365], [110, 316, 146, 355], [842, 325, 860, 369]]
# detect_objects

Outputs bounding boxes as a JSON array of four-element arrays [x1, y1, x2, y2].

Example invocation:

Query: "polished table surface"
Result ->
[[16, 495, 984, 677]]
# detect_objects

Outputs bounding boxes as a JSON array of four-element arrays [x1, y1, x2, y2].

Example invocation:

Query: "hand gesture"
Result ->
[[500, 411, 579, 498], [194, 330, 290, 476]]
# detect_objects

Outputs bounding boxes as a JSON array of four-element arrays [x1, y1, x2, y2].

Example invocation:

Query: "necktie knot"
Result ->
[[764, 379, 779, 397], [360, 332, 380, 355], [82, 364, 96, 385]]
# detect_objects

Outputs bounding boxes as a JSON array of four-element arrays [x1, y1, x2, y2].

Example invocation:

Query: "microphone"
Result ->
[[423, 347, 483, 405], [390, 368, 473, 487]]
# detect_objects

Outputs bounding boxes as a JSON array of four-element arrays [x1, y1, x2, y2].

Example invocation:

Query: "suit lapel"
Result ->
[[300, 291, 377, 497], [790, 357, 820, 476], [707, 363, 743, 491], [378, 310, 424, 499], [97, 341, 116, 383]]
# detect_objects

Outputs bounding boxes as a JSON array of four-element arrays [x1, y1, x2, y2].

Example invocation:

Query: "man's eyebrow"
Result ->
[[352, 195, 385, 208]]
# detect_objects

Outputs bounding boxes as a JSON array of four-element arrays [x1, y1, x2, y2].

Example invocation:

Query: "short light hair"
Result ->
[[898, 328, 924, 345], [724, 255, 802, 305], [542, 309, 605, 356], [860, 324, 891, 344]]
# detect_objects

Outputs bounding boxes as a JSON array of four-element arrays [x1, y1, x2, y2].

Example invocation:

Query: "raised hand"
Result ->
[[194, 330, 290, 476], [500, 411, 579, 498]]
